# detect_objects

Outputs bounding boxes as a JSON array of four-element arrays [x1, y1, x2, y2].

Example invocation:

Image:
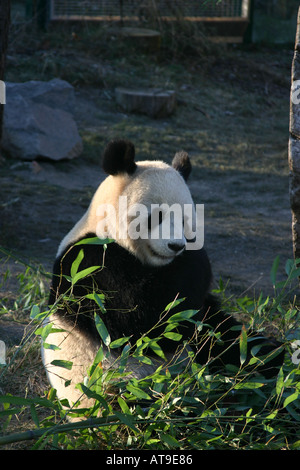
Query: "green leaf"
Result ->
[[164, 323, 179, 332], [72, 266, 100, 285], [114, 410, 138, 433], [160, 433, 181, 448], [30, 306, 50, 322], [285, 258, 294, 276], [119, 343, 131, 373], [110, 337, 131, 349], [276, 367, 284, 396], [42, 343, 60, 351], [149, 341, 166, 360], [50, 359, 73, 370], [117, 396, 131, 414], [30, 404, 40, 427], [75, 237, 114, 246], [0, 408, 21, 418], [270, 255, 280, 286], [0, 394, 57, 409], [126, 384, 151, 400], [164, 298, 186, 312], [70, 249, 84, 279], [30, 305, 40, 320], [94, 313, 111, 347], [35, 323, 64, 342], [76, 383, 108, 410], [234, 381, 264, 390], [163, 332, 182, 341], [132, 355, 153, 365], [167, 309, 198, 323], [283, 392, 299, 408], [290, 267, 300, 280], [88, 346, 105, 378], [86, 292, 106, 312], [239, 325, 248, 366]]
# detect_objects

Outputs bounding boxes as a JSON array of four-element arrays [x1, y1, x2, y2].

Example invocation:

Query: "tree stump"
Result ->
[[115, 88, 176, 118], [289, 7, 300, 264], [117, 27, 161, 53]]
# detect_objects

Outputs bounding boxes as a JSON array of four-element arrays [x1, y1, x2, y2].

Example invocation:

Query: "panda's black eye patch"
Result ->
[[148, 210, 163, 230]]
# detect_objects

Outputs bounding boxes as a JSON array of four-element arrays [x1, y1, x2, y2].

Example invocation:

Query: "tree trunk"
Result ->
[[289, 7, 300, 263], [0, 0, 11, 144]]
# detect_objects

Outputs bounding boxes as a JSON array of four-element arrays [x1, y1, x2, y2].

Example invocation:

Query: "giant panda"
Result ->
[[42, 139, 284, 411]]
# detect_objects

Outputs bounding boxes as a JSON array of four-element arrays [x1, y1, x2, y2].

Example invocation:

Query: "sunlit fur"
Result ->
[[58, 161, 195, 266]]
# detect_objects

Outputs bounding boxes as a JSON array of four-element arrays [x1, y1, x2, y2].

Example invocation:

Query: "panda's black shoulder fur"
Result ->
[[50, 234, 222, 350]]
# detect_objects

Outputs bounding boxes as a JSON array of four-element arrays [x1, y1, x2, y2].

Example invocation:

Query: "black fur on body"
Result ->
[[50, 234, 284, 378]]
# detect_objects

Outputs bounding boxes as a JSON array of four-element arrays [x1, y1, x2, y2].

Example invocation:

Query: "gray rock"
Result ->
[[5, 78, 75, 113], [2, 79, 83, 161]]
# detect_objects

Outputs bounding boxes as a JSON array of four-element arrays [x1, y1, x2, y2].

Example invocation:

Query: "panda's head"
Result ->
[[60, 139, 197, 267]]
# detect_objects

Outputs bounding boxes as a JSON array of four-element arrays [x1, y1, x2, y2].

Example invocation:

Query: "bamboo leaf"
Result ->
[[283, 392, 299, 408], [70, 249, 84, 278], [126, 384, 151, 400], [164, 298, 186, 312], [30, 305, 40, 320], [160, 433, 180, 448], [163, 332, 182, 341], [110, 337, 131, 349], [94, 313, 111, 347], [234, 381, 264, 390], [75, 237, 114, 246], [149, 341, 166, 360], [114, 410, 138, 433], [0, 408, 21, 418], [88, 345, 105, 380], [117, 396, 131, 415], [167, 309, 198, 324], [86, 292, 106, 311], [30, 404, 40, 427], [239, 325, 248, 366], [0, 394, 57, 409], [72, 266, 100, 285], [119, 343, 131, 373], [42, 343, 60, 351], [50, 359, 73, 370], [276, 367, 284, 396], [270, 255, 280, 286]]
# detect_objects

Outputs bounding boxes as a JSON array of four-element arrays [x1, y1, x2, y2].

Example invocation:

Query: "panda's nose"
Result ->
[[168, 242, 186, 253]]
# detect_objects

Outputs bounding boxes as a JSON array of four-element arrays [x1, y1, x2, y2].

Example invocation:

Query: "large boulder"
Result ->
[[2, 79, 83, 161]]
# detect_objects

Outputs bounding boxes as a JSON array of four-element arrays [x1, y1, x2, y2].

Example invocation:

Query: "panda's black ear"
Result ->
[[102, 139, 137, 175], [172, 151, 191, 181]]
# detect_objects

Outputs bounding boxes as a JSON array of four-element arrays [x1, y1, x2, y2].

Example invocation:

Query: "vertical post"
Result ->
[[243, 0, 254, 44], [25, 0, 33, 19], [26, 0, 48, 30], [289, 7, 300, 264], [0, 0, 10, 145], [37, 0, 48, 30]]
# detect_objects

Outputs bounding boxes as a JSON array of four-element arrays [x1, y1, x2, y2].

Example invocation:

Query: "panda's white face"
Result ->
[[117, 163, 194, 266], [92, 161, 195, 267], [57, 141, 196, 267]]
